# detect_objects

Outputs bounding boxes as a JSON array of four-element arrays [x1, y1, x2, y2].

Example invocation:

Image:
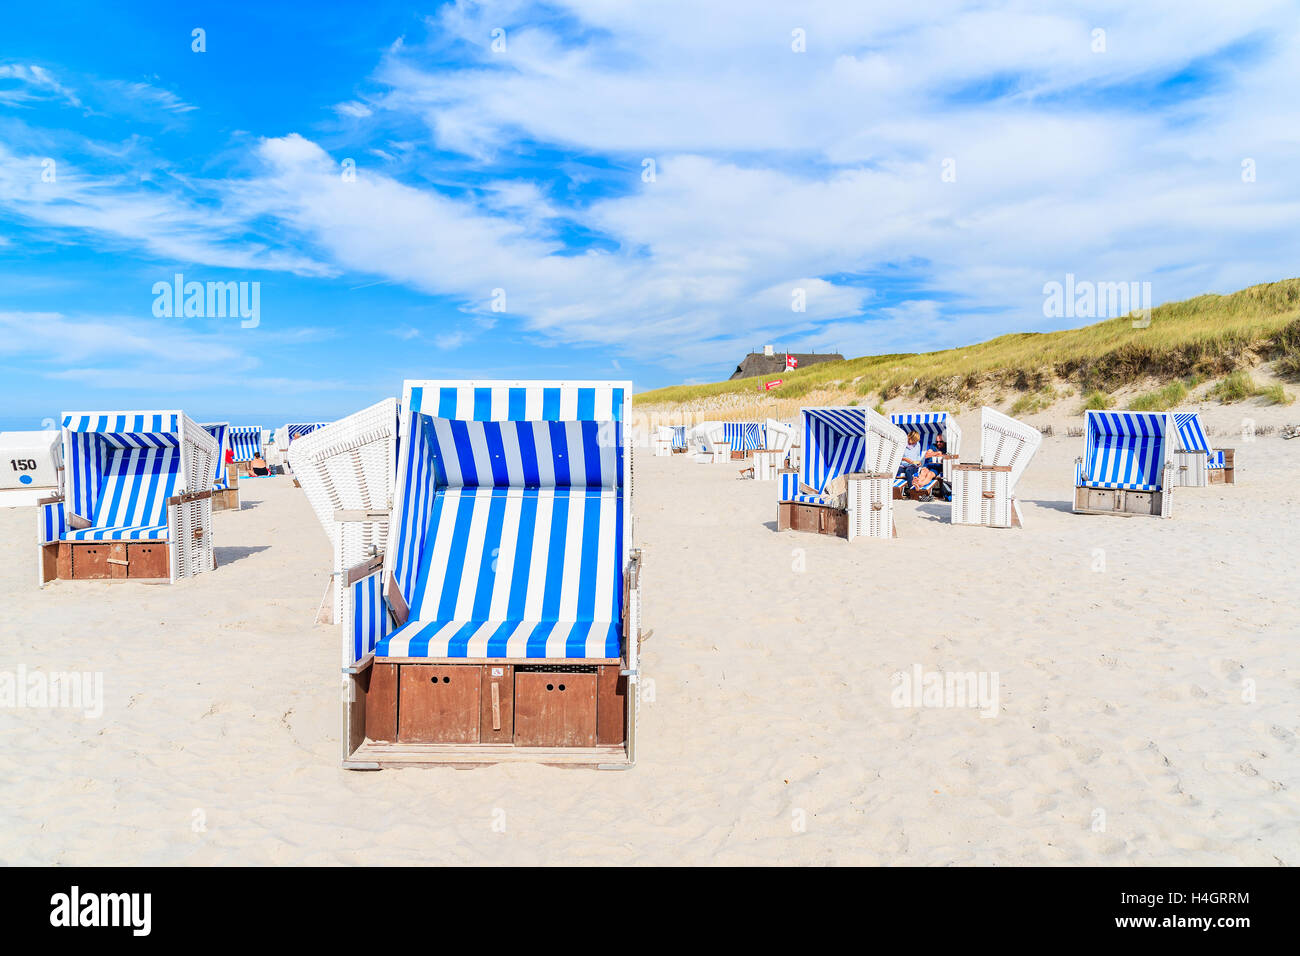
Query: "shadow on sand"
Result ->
[[214, 545, 271, 567]]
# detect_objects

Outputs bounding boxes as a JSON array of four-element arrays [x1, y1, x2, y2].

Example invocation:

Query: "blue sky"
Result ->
[[2, 0, 1297, 428]]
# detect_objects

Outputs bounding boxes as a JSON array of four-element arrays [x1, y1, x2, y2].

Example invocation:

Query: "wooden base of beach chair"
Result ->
[[1208, 448, 1235, 485], [1073, 486, 1166, 517], [40, 541, 171, 582], [671, 447, 687, 454], [730, 448, 748, 461], [778, 501, 849, 537], [344, 659, 631, 768], [211, 487, 240, 511]]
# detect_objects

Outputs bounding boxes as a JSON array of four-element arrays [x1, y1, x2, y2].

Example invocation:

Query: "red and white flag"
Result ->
[[764, 379, 783, 390], [785, 354, 798, 371]]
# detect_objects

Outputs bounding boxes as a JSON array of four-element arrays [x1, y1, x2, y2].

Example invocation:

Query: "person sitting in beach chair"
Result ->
[[899, 430, 924, 485], [250, 454, 269, 476], [898, 432, 952, 502]]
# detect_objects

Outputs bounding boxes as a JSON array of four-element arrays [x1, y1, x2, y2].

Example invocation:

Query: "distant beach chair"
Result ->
[[1073, 410, 1175, 517], [340, 380, 641, 769], [0, 430, 62, 508], [652, 425, 674, 457], [725, 421, 767, 460], [200, 422, 240, 511], [891, 411, 962, 500], [1173, 412, 1235, 486], [778, 407, 907, 539], [228, 425, 262, 477], [698, 421, 732, 462], [740, 420, 796, 480], [671, 425, 688, 453], [38, 411, 218, 583], [950, 407, 1042, 528], [287, 399, 399, 627]]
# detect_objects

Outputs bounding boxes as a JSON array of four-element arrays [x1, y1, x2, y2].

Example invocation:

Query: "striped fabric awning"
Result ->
[[723, 421, 765, 451], [1173, 412, 1212, 454], [376, 381, 630, 662], [286, 422, 329, 443], [1078, 411, 1171, 491], [671, 425, 687, 449], [63, 412, 179, 435], [890, 411, 961, 459], [61, 410, 187, 538], [229, 425, 262, 461], [201, 422, 230, 490], [794, 407, 906, 496]]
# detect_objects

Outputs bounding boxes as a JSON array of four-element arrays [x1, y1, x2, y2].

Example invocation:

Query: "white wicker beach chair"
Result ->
[[286, 399, 399, 627], [1073, 410, 1175, 517], [950, 408, 1042, 528], [38, 411, 217, 584], [778, 407, 906, 540], [339, 380, 640, 769], [653, 425, 674, 457]]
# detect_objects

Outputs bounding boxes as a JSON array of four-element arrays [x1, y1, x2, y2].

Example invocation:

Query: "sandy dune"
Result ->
[[1, 405, 1297, 865]]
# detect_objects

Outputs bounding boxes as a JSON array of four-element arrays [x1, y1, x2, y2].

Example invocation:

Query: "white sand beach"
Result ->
[[1, 405, 1297, 866]]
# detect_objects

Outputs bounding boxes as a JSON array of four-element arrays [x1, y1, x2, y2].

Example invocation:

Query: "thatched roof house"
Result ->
[[729, 348, 844, 380]]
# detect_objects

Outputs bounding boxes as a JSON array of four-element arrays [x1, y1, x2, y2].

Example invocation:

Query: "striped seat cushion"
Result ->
[[785, 493, 836, 506], [1079, 478, 1162, 492], [378, 484, 622, 660], [1206, 450, 1225, 469], [381, 619, 619, 659], [64, 524, 169, 541]]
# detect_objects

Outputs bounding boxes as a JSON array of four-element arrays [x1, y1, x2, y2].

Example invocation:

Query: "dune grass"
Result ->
[[1129, 380, 1189, 411], [639, 278, 1300, 411]]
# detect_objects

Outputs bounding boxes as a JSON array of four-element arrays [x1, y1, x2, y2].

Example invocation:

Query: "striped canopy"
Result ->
[[1173, 413, 1211, 454], [377, 381, 630, 662], [229, 425, 262, 461], [890, 411, 962, 457], [1078, 411, 1173, 491], [285, 422, 330, 445], [671, 425, 687, 449], [201, 422, 232, 490], [59, 410, 211, 540], [723, 421, 765, 452], [797, 407, 906, 494]]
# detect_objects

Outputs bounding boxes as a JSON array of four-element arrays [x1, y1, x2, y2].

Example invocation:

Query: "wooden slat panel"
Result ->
[[128, 543, 169, 579], [514, 672, 597, 748], [596, 665, 627, 746], [365, 663, 398, 742], [398, 664, 481, 744]]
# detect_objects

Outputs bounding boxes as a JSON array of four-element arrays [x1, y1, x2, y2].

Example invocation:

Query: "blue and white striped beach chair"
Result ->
[[671, 425, 688, 452], [200, 422, 240, 510], [1073, 410, 1175, 517], [1172, 412, 1233, 486], [779, 407, 907, 539], [38, 411, 218, 583], [340, 381, 641, 768], [891, 411, 962, 497], [229, 425, 262, 463]]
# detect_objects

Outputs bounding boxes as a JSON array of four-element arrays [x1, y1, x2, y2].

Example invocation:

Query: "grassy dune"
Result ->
[[639, 278, 1300, 417]]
